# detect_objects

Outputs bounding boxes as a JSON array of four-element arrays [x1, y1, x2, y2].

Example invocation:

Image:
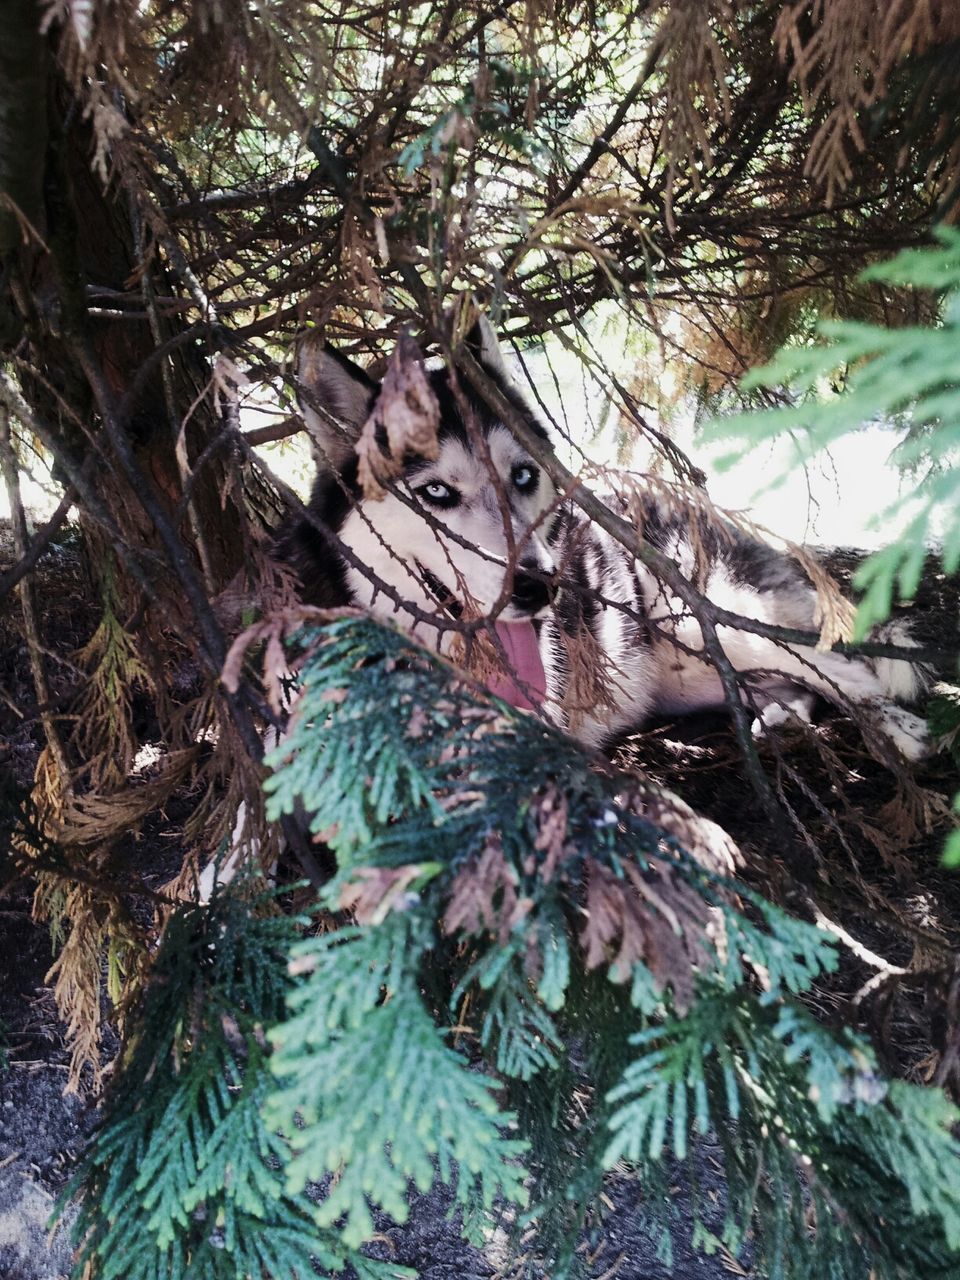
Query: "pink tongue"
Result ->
[[489, 622, 546, 711]]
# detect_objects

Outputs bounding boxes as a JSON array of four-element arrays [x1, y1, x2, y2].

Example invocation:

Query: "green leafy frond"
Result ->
[[270, 976, 528, 1248], [62, 891, 368, 1280], [703, 229, 960, 867], [266, 617, 837, 1003], [259, 616, 960, 1277], [606, 988, 960, 1278], [454, 940, 562, 1080]]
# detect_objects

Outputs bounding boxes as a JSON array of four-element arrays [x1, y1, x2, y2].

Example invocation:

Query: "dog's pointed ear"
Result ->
[[463, 312, 515, 384], [296, 337, 380, 470]]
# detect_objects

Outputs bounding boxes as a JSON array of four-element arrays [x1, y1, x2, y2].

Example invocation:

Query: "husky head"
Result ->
[[295, 319, 560, 650]]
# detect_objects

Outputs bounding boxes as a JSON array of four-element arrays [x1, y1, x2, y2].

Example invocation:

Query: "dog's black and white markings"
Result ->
[[283, 318, 929, 763], [200, 323, 930, 900]]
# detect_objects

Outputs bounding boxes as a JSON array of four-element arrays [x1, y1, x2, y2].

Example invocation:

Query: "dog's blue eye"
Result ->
[[513, 464, 538, 493], [418, 481, 459, 508]]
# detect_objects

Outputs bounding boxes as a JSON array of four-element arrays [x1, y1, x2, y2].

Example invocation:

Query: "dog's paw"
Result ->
[[878, 705, 930, 762], [751, 693, 816, 740]]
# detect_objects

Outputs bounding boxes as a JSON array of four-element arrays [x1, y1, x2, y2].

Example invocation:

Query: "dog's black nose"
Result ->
[[511, 566, 555, 614]]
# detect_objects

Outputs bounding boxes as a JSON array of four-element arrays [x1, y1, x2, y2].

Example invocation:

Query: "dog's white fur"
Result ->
[[339, 425, 558, 637]]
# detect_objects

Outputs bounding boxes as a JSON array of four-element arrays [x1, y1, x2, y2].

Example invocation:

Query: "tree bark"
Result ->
[[0, 0, 47, 254], [2, 23, 253, 598]]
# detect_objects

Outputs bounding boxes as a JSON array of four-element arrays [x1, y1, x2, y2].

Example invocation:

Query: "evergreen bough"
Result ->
[[68, 617, 960, 1279], [62, 890, 410, 1280]]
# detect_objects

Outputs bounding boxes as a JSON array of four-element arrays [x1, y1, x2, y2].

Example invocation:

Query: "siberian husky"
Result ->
[[282, 320, 929, 763]]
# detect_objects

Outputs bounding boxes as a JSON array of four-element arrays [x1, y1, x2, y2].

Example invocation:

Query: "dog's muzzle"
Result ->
[[510, 561, 557, 616]]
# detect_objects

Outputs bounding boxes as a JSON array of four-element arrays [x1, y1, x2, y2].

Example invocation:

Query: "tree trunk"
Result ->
[[1, 8, 253, 601]]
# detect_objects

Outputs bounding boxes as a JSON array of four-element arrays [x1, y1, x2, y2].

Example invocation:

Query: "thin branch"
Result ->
[[0, 484, 75, 600], [0, 404, 72, 790], [242, 415, 303, 447]]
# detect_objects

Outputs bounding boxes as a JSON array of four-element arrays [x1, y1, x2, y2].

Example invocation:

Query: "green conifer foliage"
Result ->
[[707, 227, 960, 640], [62, 891, 411, 1280], [260, 617, 960, 1278], [68, 617, 960, 1278], [266, 916, 529, 1247]]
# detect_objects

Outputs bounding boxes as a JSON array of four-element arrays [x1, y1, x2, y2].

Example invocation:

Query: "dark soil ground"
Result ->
[[1, 520, 957, 1279], [0, 885, 89, 1279]]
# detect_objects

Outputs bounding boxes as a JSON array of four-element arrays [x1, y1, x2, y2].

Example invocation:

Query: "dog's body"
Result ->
[[285, 322, 928, 761]]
